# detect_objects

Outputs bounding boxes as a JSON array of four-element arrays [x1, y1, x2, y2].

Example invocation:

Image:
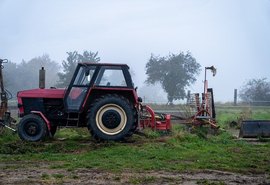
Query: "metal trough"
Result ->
[[239, 120, 270, 138]]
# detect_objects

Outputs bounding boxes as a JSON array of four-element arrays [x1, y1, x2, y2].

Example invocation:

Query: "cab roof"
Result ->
[[78, 62, 129, 68]]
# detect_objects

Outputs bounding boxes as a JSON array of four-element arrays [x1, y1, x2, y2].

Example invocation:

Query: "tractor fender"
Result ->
[[30, 111, 51, 131]]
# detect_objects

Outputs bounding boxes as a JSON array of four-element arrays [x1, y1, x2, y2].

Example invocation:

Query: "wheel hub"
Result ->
[[102, 110, 121, 129], [26, 123, 38, 136]]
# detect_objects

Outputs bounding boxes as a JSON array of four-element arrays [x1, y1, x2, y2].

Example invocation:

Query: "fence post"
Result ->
[[234, 89, 237, 106], [186, 90, 191, 104]]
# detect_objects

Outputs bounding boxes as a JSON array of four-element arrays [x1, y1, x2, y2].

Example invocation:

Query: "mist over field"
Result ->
[[0, 0, 270, 102]]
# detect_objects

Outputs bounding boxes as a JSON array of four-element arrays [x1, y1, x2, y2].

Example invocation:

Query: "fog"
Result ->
[[1, 0, 270, 102]]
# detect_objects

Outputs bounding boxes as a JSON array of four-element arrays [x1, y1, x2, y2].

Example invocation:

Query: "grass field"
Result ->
[[216, 105, 270, 128], [0, 106, 270, 184]]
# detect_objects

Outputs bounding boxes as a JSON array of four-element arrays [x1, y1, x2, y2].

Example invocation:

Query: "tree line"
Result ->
[[3, 51, 100, 98], [2, 50, 270, 104], [3, 54, 59, 98]]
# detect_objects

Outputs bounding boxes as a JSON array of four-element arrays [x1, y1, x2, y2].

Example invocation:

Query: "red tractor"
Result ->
[[17, 63, 171, 141]]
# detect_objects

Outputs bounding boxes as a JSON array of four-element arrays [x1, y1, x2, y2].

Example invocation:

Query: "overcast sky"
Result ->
[[1, 0, 270, 102]]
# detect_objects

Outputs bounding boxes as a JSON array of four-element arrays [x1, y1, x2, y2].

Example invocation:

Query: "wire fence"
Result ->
[[7, 99, 270, 115]]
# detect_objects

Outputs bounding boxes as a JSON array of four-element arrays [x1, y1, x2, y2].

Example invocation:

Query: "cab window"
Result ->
[[95, 66, 127, 87], [74, 66, 96, 86], [66, 65, 96, 111]]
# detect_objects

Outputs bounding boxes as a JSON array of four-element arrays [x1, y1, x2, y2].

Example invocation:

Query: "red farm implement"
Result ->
[[179, 66, 219, 130], [139, 66, 219, 132], [139, 105, 171, 131]]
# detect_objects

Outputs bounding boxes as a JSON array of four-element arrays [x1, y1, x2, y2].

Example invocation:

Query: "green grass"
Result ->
[[0, 126, 269, 174], [0, 106, 270, 174], [216, 106, 270, 128]]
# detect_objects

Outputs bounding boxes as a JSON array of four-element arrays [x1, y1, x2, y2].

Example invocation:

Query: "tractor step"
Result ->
[[66, 113, 80, 127], [239, 120, 270, 138], [67, 118, 79, 121]]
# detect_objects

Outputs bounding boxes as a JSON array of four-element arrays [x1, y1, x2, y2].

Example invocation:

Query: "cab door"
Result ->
[[64, 65, 96, 112]]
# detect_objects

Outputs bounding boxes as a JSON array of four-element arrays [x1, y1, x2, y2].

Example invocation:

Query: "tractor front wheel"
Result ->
[[88, 94, 136, 141], [18, 114, 47, 142]]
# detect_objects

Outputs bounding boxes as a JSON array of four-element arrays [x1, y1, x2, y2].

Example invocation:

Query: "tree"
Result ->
[[145, 52, 201, 104], [3, 55, 60, 97], [56, 51, 100, 87], [239, 78, 270, 104]]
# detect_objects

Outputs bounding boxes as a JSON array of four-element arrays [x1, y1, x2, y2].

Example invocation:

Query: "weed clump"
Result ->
[[0, 141, 44, 154], [234, 108, 252, 128], [142, 128, 163, 139]]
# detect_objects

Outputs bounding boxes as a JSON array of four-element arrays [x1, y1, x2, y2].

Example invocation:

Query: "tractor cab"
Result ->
[[64, 63, 135, 112]]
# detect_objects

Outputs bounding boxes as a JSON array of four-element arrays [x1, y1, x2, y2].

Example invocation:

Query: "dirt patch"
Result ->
[[0, 162, 269, 185]]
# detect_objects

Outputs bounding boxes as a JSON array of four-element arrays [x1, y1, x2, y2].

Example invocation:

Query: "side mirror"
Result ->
[[138, 97, 142, 103]]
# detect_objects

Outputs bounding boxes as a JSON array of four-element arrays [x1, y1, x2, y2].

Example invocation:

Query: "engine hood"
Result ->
[[17, 88, 65, 99]]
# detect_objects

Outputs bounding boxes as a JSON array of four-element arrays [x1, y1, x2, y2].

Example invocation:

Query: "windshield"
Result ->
[[95, 66, 127, 87]]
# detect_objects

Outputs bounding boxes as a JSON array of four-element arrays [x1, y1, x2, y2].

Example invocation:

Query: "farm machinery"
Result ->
[[16, 63, 171, 141], [16, 63, 221, 142], [1, 59, 224, 141], [2, 58, 269, 140], [0, 59, 16, 133], [185, 66, 219, 129], [1, 61, 220, 141]]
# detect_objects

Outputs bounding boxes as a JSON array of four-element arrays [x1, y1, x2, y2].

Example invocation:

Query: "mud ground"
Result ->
[[0, 162, 269, 185]]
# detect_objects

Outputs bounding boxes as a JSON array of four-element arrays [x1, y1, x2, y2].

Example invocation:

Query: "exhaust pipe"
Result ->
[[39, 67, 45, 89]]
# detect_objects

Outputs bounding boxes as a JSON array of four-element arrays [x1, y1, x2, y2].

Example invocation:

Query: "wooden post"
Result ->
[[234, 89, 237, 106], [186, 90, 191, 104]]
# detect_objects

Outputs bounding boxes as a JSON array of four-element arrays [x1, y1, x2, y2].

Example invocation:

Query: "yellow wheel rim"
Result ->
[[96, 104, 127, 135]]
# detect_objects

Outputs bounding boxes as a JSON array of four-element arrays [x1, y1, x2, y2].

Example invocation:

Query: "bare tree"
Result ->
[[239, 78, 270, 104]]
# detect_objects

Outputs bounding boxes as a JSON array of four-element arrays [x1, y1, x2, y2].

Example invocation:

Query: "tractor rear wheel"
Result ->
[[18, 114, 47, 142], [88, 94, 136, 141]]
